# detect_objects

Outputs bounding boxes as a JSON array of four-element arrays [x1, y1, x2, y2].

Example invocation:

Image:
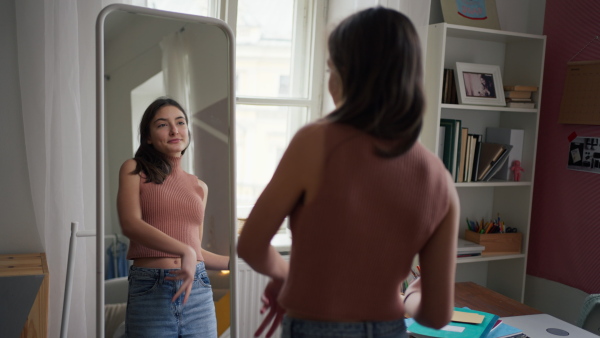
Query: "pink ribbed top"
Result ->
[[279, 122, 450, 321], [126, 156, 205, 260]]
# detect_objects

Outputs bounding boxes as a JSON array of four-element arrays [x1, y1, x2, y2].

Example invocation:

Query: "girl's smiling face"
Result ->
[[146, 105, 189, 157]]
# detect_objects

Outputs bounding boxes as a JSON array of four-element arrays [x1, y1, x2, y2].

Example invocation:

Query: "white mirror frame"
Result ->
[[96, 4, 237, 337]]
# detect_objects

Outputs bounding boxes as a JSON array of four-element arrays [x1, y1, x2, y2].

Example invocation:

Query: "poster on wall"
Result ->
[[567, 136, 600, 174], [440, 0, 501, 30], [558, 61, 600, 125]]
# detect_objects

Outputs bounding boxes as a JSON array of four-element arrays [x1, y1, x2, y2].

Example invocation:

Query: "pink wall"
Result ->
[[528, 1, 600, 293]]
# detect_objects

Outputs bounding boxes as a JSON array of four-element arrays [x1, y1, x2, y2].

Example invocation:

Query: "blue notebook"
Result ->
[[486, 322, 525, 338], [407, 307, 499, 338]]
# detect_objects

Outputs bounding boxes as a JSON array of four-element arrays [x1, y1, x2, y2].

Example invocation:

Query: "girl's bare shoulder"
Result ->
[[291, 119, 330, 149], [119, 158, 138, 174]]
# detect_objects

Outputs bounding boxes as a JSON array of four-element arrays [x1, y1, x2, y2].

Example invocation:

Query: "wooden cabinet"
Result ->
[[0, 253, 49, 338], [421, 23, 546, 302]]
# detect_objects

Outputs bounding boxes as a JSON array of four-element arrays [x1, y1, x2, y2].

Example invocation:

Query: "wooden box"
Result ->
[[465, 230, 522, 254]]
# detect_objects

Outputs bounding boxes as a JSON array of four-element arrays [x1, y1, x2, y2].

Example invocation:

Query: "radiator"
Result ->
[[236, 256, 289, 337]]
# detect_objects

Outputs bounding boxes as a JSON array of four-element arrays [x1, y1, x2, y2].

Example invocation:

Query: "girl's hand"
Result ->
[[254, 279, 286, 337], [166, 246, 197, 304]]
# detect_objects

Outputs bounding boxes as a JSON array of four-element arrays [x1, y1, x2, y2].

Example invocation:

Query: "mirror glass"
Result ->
[[98, 5, 235, 337]]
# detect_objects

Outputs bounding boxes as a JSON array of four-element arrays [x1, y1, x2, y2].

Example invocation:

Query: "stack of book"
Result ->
[[442, 69, 459, 104], [503, 85, 538, 108], [457, 238, 485, 258], [406, 308, 525, 338], [406, 307, 500, 338], [439, 119, 513, 183]]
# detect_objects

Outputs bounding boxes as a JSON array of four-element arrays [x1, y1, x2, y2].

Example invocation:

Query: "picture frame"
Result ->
[[455, 62, 505, 106], [440, 0, 501, 30]]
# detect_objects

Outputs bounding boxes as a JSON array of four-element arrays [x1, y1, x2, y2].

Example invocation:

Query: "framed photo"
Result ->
[[440, 0, 501, 30], [455, 62, 505, 106]]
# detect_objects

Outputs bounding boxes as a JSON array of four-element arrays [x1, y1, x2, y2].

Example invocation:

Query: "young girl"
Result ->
[[238, 7, 459, 338], [117, 97, 229, 337]]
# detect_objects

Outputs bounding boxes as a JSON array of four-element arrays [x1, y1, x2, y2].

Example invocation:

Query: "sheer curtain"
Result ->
[[160, 30, 194, 172], [15, 0, 126, 336]]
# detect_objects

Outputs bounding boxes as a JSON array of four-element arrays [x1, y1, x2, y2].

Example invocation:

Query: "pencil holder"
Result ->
[[465, 230, 522, 254]]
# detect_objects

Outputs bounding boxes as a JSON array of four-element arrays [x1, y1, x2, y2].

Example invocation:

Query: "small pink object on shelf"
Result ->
[[510, 160, 524, 181]]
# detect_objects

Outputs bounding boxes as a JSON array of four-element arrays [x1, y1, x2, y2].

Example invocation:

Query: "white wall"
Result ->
[[0, 0, 43, 254], [429, 0, 546, 35]]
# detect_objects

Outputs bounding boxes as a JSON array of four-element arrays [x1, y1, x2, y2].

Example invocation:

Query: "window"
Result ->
[[137, 0, 329, 232], [230, 0, 327, 226]]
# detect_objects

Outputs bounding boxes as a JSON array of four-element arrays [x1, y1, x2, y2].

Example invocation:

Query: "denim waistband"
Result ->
[[129, 261, 206, 282], [283, 316, 407, 337]]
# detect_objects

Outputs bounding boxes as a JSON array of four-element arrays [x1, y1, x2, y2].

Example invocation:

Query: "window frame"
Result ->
[[224, 0, 329, 227], [223, 0, 328, 121]]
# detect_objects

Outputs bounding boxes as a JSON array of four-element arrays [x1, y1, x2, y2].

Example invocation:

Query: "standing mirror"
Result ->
[[96, 4, 236, 337]]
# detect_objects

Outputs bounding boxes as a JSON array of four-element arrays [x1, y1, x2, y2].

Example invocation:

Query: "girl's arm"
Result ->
[[237, 123, 325, 337], [117, 159, 197, 303], [201, 249, 230, 270], [404, 172, 460, 329]]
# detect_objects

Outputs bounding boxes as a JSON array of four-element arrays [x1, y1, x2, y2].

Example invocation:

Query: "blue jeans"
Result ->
[[125, 262, 217, 338], [281, 316, 408, 338]]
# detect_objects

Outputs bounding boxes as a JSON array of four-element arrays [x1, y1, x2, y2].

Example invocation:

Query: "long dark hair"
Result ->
[[132, 97, 190, 184], [326, 7, 425, 158]]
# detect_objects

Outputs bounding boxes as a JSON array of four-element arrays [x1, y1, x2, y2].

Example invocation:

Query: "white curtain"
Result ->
[[15, 1, 127, 336], [160, 30, 194, 172]]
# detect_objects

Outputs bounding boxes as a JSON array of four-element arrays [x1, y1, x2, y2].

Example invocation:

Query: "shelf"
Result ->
[[443, 23, 546, 43], [457, 253, 526, 264], [455, 181, 532, 188], [441, 103, 538, 114], [424, 22, 545, 303]]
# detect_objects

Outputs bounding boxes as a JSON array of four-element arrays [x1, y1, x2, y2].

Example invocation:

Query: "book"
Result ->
[[469, 134, 483, 182], [440, 119, 462, 181], [503, 85, 538, 92], [463, 134, 473, 182], [438, 126, 446, 161], [466, 134, 480, 182], [442, 69, 451, 103], [476, 142, 510, 181], [481, 147, 512, 181], [485, 322, 525, 338], [486, 128, 524, 181], [407, 307, 499, 338], [480, 144, 513, 182], [458, 128, 469, 182], [504, 91, 532, 99], [506, 101, 535, 108], [457, 238, 485, 257], [505, 98, 532, 102], [442, 69, 458, 104]]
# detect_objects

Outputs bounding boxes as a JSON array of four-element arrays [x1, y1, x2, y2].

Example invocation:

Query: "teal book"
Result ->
[[485, 322, 525, 338], [407, 307, 499, 338], [440, 118, 462, 181]]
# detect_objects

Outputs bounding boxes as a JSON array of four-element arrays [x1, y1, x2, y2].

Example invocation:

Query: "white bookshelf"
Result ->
[[421, 23, 546, 302]]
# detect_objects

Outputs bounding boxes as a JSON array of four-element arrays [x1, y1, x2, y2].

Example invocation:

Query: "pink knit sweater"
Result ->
[[126, 156, 205, 260], [279, 122, 450, 321]]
